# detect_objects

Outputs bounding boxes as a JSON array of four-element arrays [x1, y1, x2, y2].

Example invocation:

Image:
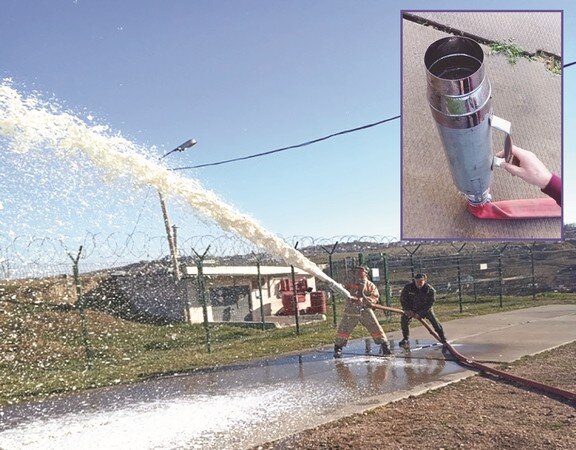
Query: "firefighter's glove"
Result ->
[[350, 296, 362, 305], [362, 297, 375, 308]]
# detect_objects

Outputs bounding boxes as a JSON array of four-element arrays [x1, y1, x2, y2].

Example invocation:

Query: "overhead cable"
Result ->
[[172, 115, 400, 171], [172, 58, 574, 171]]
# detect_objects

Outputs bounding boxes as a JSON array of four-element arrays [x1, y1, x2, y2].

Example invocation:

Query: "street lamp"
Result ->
[[159, 138, 198, 281], [159, 139, 197, 160]]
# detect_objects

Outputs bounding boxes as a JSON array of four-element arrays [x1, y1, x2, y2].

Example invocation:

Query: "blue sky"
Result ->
[[0, 0, 574, 267]]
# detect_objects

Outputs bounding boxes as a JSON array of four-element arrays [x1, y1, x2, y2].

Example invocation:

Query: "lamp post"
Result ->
[[159, 139, 197, 161], [159, 139, 197, 281]]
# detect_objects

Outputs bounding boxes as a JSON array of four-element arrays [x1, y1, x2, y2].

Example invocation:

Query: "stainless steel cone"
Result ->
[[425, 36, 493, 205]]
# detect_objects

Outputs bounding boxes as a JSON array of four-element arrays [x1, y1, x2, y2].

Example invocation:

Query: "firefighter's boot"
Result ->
[[380, 341, 392, 356], [334, 344, 343, 359]]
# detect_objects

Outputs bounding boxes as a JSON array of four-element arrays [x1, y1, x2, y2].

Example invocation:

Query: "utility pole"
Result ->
[[158, 138, 197, 281], [159, 191, 180, 280]]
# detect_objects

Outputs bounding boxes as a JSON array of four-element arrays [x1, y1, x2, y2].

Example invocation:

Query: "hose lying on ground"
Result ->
[[368, 302, 576, 402]]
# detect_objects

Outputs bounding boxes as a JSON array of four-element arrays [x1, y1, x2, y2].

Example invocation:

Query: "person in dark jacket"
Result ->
[[399, 273, 446, 347]]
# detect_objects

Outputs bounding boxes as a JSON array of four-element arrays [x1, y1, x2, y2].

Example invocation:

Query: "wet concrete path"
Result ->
[[0, 340, 465, 450], [1, 305, 575, 449]]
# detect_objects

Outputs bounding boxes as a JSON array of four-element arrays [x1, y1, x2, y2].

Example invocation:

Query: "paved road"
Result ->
[[0, 305, 575, 449]]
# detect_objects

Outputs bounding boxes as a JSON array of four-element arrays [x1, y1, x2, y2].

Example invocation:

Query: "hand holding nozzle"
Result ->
[[405, 310, 420, 319], [362, 297, 375, 307], [495, 145, 553, 189], [349, 295, 362, 305]]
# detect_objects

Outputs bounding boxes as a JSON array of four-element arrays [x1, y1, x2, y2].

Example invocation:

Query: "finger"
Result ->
[[510, 144, 529, 159], [502, 161, 523, 177]]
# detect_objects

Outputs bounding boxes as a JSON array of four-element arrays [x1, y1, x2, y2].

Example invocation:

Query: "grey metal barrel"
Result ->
[[425, 36, 493, 205]]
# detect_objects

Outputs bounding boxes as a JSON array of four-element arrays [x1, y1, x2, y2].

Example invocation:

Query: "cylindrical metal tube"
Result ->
[[425, 36, 493, 205]]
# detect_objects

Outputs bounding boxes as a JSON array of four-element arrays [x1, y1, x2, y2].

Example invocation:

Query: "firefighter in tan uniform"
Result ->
[[334, 265, 391, 358]]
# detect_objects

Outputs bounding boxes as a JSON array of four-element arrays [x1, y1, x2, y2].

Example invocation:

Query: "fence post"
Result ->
[[321, 242, 339, 327], [172, 225, 190, 323], [290, 242, 300, 336], [469, 244, 478, 303], [529, 242, 536, 301], [493, 244, 508, 307], [67, 246, 93, 370], [451, 243, 466, 313], [381, 252, 391, 320], [192, 245, 212, 353], [251, 252, 266, 330], [256, 258, 266, 330], [403, 245, 421, 280], [382, 252, 391, 306]]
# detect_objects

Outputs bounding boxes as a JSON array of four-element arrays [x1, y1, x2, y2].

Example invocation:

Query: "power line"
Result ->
[[172, 115, 400, 171], [172, 57, 575, 172]]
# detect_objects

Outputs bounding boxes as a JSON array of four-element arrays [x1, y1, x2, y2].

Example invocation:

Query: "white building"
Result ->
[[183, 265, 317, 324]]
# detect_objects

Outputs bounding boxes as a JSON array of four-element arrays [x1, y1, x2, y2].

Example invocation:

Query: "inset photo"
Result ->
[[401, 11, 562, 240]]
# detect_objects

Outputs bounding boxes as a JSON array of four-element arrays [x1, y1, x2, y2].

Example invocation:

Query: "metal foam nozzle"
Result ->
[[425, 36, 494, 205]]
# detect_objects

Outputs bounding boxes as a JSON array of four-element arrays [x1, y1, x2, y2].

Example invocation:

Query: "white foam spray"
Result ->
[[0, 82, 350, 298]]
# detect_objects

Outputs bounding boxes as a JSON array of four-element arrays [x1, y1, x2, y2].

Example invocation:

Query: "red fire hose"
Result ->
[[467, 197, 561, 219], [368, 303, 576, 402]]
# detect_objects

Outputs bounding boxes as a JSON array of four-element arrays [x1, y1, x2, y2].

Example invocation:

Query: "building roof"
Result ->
[[183, 265, 311, 277]]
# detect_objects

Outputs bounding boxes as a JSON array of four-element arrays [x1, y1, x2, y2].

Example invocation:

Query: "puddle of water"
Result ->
[[0, 341, 466, 449]]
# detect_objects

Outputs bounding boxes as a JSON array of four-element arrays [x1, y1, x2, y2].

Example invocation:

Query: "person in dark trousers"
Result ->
[[399, 273, 446, 347]]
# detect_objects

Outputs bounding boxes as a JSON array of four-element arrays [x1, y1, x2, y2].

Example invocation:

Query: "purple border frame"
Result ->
[[399, 9, 565, 243]]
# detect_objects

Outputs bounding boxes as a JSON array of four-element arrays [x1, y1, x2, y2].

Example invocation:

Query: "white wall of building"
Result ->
[[184, 266, 317, 324]]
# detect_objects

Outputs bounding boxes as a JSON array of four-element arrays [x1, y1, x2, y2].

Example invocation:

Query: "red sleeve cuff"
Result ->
[[541, 174, 561, 206]]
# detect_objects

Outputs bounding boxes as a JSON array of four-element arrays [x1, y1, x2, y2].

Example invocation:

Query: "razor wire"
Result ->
[[0, 232, 399, 279], [1, 229, 575, 299]]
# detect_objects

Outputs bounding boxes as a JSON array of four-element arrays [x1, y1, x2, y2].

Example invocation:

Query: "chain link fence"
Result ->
[[2, 231, 575, 311]]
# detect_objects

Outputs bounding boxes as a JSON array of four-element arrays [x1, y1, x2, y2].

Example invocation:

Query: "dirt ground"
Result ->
[[256, 341, 576, 450]]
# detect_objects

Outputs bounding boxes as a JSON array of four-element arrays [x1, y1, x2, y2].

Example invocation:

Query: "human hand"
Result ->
[[405, 310, 416, 318], [350, 296, 362, 305], [362, 297, 375, 307], [496, 145, 552, 189]]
